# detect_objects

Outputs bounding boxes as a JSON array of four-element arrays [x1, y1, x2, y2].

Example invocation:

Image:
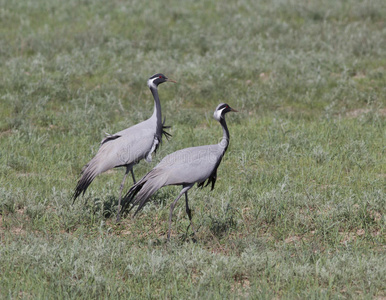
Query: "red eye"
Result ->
[[159, 76, 162, 78]]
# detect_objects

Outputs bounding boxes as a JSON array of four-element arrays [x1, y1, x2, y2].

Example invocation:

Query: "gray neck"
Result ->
[[150, 86, 162, 137], [219, 118, 230, 152]]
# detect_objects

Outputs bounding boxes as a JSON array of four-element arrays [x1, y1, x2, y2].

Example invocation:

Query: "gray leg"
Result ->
[[130, 169, 136, 184], [185, 192, 196, 237], [116, 166, 131, 223], [168, 184, 194, 241]]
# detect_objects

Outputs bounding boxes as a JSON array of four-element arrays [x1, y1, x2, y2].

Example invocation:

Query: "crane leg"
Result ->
[[130, 168, 136, 184], [168, 184, 193, 241], [116, 166, 131, 223], [185, 192, 196, 239]]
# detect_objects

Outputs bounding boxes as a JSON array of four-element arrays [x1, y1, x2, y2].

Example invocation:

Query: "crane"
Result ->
[[73, 73, 175, 222], [121, 103, 237, 240]]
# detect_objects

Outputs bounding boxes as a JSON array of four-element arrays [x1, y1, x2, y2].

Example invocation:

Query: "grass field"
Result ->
[[0, 0, 385, 298]]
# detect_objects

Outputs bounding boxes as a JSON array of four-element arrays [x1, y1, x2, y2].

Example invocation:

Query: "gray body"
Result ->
[[81, 108, 161, 184], [122, 103, 236, 240]]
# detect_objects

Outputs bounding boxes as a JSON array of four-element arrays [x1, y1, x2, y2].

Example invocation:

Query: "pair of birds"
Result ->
[[73, 73, 237, 240]]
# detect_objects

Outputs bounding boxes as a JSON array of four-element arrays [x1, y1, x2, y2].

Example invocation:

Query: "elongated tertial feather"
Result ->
[[120, 169, 166, 215]]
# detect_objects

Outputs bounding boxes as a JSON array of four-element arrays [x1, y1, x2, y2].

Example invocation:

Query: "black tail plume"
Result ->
[[72, 171, 96, 204], [120, 181, 146, 214]]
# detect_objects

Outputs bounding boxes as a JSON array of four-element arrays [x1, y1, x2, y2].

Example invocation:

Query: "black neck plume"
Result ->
[[219, 117, 230, 153], [150, 86, 162, 137]]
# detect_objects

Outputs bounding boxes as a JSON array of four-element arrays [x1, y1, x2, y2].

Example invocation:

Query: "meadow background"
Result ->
[[0, 0, 385, 298]]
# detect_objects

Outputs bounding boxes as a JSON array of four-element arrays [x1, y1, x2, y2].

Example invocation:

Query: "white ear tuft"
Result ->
[[147, 77, 157, 89], [213, 107, 226, 121]]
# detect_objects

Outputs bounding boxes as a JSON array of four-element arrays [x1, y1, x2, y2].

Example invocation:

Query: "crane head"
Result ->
[[147, 73, 176, 89], [213, 103, 238, 121]]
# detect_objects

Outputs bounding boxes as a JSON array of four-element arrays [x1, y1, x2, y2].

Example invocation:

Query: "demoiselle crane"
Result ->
[[73, 73, 175, 222], [121, 103, 237, 240]]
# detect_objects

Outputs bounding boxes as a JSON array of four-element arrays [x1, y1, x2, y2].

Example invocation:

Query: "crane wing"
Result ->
[[154, 144, 224, 186]]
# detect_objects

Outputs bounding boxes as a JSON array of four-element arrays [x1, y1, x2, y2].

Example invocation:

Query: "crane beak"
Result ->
[[166, 78, 177, 83], [230, 108, 238, 112]]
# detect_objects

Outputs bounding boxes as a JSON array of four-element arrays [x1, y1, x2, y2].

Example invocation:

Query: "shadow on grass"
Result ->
[[208, 205, 238, 239], [83, 195, 118, 219]]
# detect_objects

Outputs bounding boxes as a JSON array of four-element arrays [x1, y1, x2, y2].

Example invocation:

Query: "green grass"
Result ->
[[0, 0, 385, 298]]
